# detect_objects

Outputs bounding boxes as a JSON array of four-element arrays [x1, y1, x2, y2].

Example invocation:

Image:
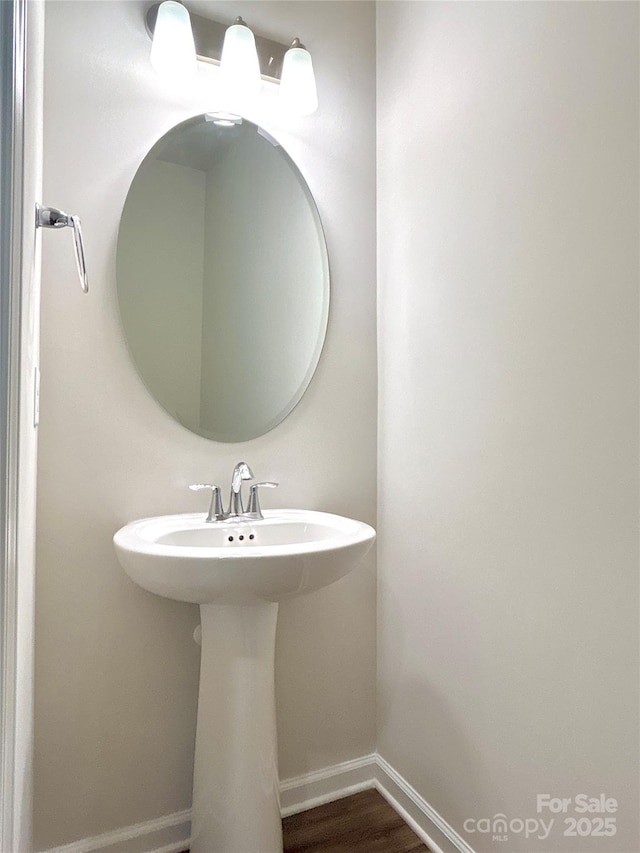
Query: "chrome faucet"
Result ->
[[190, 462, 278, 522], [226, 461, 254, 518]]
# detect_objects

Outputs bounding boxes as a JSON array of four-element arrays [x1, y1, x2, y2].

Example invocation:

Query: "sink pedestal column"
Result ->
[[191, 602, 282, 853]]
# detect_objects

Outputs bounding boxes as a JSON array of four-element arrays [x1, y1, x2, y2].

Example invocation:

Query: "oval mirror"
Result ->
[[117, 115, 329, 442]]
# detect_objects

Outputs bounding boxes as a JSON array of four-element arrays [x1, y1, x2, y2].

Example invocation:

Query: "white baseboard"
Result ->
[[279, 753, 377, 817], [41, 809, 190, 853], [374, 754, 476, 853], [41, 754, 474, 853]]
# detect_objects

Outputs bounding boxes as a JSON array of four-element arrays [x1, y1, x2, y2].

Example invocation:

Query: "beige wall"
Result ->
[[377, 3, 639, 852], [35, 2, 376, 849]]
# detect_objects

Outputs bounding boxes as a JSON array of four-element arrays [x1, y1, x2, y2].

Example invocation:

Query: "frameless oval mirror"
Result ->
[[117, 115, 329, 442]]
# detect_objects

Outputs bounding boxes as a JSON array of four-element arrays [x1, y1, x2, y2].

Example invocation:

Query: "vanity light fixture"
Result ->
[[149, 0, 197, 79], [145, 2, 318, 114], [280, 39, 318, 116], [219, 17, 261, 99]]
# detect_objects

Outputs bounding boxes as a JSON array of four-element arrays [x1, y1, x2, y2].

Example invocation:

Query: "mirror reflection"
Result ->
[[117, 115, 330, 442]]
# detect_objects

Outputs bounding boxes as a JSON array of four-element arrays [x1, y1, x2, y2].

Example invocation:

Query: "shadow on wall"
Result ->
[[377, 582, 494, 841]]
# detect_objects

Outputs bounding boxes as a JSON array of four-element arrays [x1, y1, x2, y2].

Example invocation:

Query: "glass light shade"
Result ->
[[280, 45, 318, 116], [219, 21, 261, 99], [150, 1, 197, 80]]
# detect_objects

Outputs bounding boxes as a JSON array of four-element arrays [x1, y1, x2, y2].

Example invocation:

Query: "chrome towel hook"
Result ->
[[36, 203, 89, 293]]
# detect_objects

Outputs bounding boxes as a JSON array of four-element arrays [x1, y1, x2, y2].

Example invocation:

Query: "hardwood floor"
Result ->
[[282, 788, 430, 852]]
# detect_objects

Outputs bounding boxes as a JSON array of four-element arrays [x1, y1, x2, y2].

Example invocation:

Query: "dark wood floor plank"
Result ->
[[282, 788, 430, 853]]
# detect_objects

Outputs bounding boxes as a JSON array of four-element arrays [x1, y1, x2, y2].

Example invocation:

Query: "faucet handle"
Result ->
[[189, 483, 224, 522], [246, 482, 278, 519]]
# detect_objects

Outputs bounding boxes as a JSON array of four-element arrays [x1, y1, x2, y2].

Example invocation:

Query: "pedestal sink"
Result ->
[[113, 509, 375, 853]]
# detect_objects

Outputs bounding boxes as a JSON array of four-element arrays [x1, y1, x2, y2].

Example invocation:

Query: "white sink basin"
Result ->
[[114, 509, 375, 605]]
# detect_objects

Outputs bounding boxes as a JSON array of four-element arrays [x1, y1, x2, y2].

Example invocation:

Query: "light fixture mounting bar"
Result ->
[[145, 4, 289, 83]]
